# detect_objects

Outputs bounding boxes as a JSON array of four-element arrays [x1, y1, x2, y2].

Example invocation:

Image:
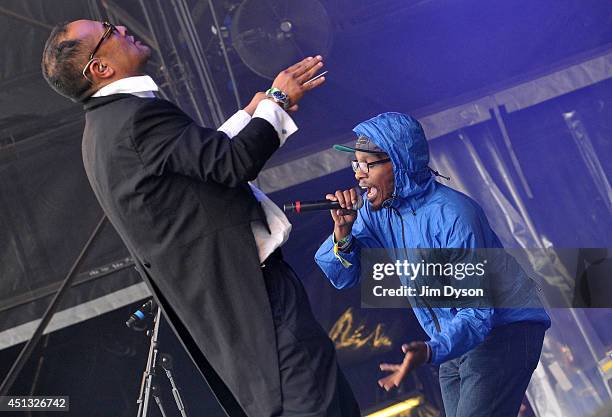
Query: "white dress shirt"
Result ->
[[92, 76, 294, 262], [92, 75, 158, 98], [217, 110, 294, 262]]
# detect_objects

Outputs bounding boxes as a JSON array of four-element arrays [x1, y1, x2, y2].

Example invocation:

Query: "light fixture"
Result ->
[[364, 397, 422, 417]]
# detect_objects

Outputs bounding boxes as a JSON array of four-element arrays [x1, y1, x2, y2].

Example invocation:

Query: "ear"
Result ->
[[90, 60, 115, 80]]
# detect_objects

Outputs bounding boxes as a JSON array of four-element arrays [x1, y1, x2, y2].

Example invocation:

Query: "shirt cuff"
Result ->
[[252, 99, 298, 146], [217, 109, 252, 138]]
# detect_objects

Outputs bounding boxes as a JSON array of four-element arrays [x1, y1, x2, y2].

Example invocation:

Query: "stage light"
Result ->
[[364, 397, 422, 417]]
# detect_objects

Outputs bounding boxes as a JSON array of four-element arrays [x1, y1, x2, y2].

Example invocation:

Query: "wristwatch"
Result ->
[[265, 87, 290, 110]]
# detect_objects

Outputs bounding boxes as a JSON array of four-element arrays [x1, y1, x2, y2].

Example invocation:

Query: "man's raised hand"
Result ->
[[271, 56, 326, 110]]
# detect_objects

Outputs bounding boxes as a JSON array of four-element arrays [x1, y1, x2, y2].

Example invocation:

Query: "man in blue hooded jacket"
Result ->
[[315, 112, 551, 417]]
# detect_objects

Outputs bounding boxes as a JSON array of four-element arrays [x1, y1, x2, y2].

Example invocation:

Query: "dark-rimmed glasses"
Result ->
[[351, 158, 391, 173], [82, 21, 117, 83]]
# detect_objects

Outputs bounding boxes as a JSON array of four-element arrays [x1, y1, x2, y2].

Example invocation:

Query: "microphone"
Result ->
[[284, 194, 363, 213], [126, 299, 156, 329]]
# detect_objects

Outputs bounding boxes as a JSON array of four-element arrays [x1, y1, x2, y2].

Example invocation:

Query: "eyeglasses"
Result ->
[[351, 158, 391, 173], [82, 21, 117, 83]]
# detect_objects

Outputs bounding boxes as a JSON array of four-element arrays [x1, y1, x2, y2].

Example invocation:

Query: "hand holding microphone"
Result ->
[[327, 188, 360, 242], [283, 188, 361, 242], [283, 191, 362, 213]]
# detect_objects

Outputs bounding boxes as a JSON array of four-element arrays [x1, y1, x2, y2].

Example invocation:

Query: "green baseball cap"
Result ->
[[333, 135, 386, 154]]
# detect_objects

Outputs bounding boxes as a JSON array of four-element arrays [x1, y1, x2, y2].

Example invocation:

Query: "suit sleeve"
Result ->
[[130, 99, 280, 187], [427, 211, 494, 365]]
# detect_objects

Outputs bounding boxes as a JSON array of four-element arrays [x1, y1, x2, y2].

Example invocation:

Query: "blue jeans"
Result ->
[[439, 321, 546, 417]]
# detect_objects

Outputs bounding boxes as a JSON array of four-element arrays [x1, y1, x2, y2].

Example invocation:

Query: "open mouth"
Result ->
[[360, 184, 379, 201]]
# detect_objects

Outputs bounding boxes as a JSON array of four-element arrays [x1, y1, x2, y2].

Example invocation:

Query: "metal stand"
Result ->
[[160, 353, 188, 417], [135, 307, 189, 417]]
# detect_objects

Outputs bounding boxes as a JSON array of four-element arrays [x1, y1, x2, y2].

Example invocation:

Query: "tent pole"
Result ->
[[0, 6, 53, 31], [0, 214, 108, 396]]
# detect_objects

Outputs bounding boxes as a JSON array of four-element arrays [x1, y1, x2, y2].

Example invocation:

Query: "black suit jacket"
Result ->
[[82, 94, 282, 416]]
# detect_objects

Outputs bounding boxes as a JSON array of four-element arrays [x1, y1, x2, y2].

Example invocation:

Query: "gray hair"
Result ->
[[41, 22, 94, 102]]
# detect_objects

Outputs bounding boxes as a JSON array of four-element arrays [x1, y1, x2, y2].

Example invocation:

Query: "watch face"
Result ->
[[272, 91, 287, 101]]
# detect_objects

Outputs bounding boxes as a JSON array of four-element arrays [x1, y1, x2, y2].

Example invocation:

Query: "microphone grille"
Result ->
[[353, 193, 364, 210]]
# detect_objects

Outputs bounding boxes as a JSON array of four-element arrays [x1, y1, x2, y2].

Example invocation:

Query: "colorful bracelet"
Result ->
[[336, 234, 353, 251], [333, 234, 353, 268]]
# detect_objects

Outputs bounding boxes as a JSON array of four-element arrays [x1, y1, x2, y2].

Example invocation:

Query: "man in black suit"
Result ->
[[42, 19, 359, 417]]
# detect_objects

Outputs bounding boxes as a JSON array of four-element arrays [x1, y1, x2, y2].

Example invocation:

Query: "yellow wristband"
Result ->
[[333, 240, 353, 268]]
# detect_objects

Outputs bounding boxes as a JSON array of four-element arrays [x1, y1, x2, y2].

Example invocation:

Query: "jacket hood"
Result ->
[[353, 112, 435, 203]]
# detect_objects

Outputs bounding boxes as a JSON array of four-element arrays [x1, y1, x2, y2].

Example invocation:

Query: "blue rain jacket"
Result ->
[[315, 112, 550, 365]]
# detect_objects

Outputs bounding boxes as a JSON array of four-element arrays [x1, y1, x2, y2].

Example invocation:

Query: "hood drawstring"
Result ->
[[381, 194, 396, 209], [390, 207, 405, 248], [429, 167, 450, 181], [385, 193, 416, 215]]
